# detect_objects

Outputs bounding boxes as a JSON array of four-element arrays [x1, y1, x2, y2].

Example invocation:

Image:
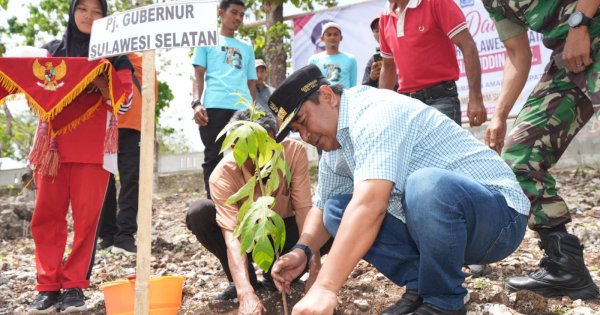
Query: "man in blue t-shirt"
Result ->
[[191, 0, 257, 199], [308, 22, 357, 88]]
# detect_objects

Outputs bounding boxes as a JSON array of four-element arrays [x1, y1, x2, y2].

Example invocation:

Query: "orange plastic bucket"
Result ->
[[100, 276, 186, 315]]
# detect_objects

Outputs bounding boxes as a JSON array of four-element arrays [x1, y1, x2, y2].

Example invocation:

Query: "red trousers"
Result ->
[[32, 163, 109, 291]]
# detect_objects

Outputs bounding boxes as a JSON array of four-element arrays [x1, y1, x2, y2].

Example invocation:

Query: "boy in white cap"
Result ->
[[308, 22, 357, 88]]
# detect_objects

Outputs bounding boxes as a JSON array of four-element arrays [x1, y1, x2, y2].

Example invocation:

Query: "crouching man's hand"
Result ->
[[238, 291, 265, 315], [271, 249, 308, 295], [292, 285, 337, 315]]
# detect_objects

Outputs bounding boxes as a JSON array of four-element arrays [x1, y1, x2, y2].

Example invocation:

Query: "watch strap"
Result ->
[[571, 11, 593, 28], [191, 99, 202, 109], [291, 243, 312, 267]]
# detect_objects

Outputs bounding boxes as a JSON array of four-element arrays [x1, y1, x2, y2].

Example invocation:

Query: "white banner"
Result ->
[[292, 0, 552, 119], [89, 1, 219, 59], [455, 0, 551, 118], [291, 0, 384, 78]]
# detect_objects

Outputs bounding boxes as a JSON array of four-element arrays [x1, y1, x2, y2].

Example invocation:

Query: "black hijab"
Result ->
[[43, 0, 132, 71]]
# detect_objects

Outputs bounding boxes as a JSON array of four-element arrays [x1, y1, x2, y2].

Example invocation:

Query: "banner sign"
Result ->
[[291, 0, 384, 81], [89, 0, 219, 59], [292, 0, 552, 119], [454, 0, 551, 117]]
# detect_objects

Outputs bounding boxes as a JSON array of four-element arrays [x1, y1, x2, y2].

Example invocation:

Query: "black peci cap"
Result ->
[[267, 64, 328, 142]]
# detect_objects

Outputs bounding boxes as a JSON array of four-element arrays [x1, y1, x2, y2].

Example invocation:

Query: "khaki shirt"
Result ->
[[210, 139, 312, 231]]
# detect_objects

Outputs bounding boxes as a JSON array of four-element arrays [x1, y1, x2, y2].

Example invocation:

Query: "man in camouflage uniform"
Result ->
[[483, 0, 599, 299]]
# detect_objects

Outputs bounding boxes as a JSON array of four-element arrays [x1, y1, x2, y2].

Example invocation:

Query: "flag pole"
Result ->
[[134, 49, 156, 315]]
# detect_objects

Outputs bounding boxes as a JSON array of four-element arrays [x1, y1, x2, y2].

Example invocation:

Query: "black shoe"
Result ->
[[28, 291, 60, 314], [97, 237, 114, 250], [215, 283, 237, 301], [506, 231, 599, 300], [380, 289, 423, 315], [111, 240, 137, 256], [410, 303, 466, 315], [214, 281, 263, 301], [59, 288, 87, 313]]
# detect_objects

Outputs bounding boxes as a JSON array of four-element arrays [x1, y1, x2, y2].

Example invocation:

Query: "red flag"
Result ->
[[0, 57, 125, 123], [0, 57, 126, 176]]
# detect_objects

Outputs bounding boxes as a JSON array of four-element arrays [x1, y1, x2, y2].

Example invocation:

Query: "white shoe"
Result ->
[[111, 245, 136, 256]]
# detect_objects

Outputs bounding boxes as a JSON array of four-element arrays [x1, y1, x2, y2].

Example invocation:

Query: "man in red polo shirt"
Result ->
[[379, 0, 487, 128]]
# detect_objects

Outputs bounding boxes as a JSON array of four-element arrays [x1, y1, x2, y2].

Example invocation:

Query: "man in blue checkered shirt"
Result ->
[[268, 65, 530, 315]]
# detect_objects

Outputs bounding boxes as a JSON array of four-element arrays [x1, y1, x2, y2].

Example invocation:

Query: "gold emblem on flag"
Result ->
[[33, 59, 66, 91]]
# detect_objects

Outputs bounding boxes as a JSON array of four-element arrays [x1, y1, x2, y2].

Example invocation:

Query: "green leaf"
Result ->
[[270, 211, 287, 253], [252, 235, 275, 272], [236, 198, 254, 223], [265, 169, 280, 195], [227, 177, 256, 205], [236, 219, 258, 252], [236, 196, 274, 254], [246, 129, 259, 160], [233, 137, 249, 166], [218, 121, 247, 152]]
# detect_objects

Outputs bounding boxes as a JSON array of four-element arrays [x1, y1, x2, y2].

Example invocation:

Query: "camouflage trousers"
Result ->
[[502, 36, 600, 230]]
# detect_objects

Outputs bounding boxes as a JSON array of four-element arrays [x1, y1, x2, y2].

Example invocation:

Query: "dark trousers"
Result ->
[[186, 199, 332, 282], [199, 108, 237, 199], [403, 81, 462, 125], [99, 128, 140, 245]]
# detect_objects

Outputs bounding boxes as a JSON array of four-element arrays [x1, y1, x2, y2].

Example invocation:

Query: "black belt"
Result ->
[[401, 81, 457, 102]]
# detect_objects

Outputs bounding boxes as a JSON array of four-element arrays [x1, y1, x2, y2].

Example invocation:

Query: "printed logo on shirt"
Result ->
[[459, 0, 474, 8], [323, 64, 341, 82], [418, 25, 426, 32], [222, 46, 243, 69]]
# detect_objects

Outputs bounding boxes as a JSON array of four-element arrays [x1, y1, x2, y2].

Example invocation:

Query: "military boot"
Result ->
[[506, 231, 599, 299]]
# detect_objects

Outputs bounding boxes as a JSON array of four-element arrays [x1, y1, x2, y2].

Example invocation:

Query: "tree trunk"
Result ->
[[3, 105, 14, 137], [263, 1, 286, 87]]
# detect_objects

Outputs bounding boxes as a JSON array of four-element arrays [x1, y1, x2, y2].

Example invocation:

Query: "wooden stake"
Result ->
[[134, 50, 156, 315]]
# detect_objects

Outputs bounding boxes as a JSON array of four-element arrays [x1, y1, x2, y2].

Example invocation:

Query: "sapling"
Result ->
[[217, 93, 291, 314]]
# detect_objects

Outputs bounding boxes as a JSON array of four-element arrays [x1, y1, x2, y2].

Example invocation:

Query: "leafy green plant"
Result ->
[[217, 93, 290, 271], [217, 93, 291, 312]]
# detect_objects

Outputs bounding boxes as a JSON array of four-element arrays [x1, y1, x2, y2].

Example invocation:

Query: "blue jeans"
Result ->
[[322, 168, 527, 311]]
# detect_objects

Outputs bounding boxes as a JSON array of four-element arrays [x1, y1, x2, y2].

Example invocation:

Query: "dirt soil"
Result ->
[[0, 168, 599, 314]]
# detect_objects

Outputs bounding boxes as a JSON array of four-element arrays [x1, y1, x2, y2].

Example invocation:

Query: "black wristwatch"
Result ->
[[291, 243, 312, 267], [568, 11, 593, 28], [191, 99, 202, 109]]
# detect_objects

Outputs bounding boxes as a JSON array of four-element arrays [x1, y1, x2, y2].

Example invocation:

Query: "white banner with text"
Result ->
[[89, 1, 219, 59], [292, 0, 552, 119]]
